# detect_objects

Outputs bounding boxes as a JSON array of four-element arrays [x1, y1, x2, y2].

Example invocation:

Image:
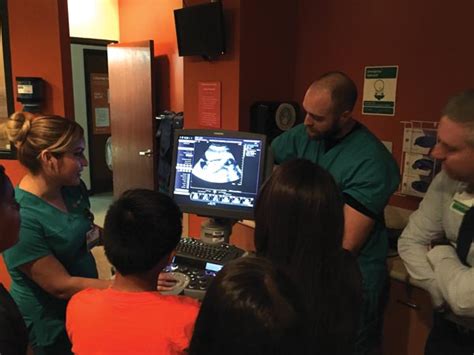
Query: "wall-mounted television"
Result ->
[[174, 1, 226, 60]]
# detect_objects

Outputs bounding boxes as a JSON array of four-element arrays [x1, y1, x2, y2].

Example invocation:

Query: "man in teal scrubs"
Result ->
[[272, 71, 400, 354]]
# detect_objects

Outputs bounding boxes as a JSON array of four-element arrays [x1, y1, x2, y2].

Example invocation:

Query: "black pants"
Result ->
[[425, 312, 474, 355]]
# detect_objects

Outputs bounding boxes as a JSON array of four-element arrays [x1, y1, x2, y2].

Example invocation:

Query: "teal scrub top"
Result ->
[[3, 183, 98, 349], [271, 123, 400, 285]]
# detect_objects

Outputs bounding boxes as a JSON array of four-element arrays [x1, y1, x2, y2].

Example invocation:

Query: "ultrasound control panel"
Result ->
[[165, 237, 246, 299], [175, 237, 245, 264], [165, 264, 217, 300]]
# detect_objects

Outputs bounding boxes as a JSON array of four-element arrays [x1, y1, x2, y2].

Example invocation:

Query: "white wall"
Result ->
[[68, 0, 119, 40], [68, 0, 119, 190]]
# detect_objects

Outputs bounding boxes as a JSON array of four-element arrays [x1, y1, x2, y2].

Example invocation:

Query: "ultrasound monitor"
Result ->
[[170, 129, 268, 225]]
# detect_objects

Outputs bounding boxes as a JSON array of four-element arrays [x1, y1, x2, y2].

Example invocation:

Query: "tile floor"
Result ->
[[89, 192, 114, 228]]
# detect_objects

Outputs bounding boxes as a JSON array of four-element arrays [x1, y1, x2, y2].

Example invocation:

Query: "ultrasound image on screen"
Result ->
[[192, 144, 243, 183], [190, 140, 244, 190], [172, 131, 265, 219]]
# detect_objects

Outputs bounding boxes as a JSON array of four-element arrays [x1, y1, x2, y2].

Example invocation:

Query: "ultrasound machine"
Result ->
[[164, 129, 272, 299]]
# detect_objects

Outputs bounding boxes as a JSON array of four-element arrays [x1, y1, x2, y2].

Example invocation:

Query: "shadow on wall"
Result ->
[[154, 55, 170, 112]]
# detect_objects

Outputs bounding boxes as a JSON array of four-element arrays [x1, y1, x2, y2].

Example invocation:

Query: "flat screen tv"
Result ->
[[174, 1, 226, 59]]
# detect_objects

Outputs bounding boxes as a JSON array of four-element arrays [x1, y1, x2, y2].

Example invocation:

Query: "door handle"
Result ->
[[396, 299, 420, 310], [138, 149, 153, 157]]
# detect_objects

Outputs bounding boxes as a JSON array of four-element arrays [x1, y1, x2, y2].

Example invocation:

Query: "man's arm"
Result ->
[[343, 204, 375, 254], [427, 245, 474, 316], [398, 172, 448, 308]]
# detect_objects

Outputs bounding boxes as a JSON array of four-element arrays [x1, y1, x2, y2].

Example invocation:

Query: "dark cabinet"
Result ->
[[383, 279, 433, 355]]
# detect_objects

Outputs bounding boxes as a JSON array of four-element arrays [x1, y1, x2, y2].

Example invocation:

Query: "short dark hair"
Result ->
[[103, 189, 182, 275], [188, 256, 310, 355], [316, 71, 358, 114], [442, 89, 474, 146], [254, 159, 362, 354]]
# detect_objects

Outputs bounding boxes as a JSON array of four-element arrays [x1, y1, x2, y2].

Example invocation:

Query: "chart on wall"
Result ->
[[362, 66, 398, 116], [400, 121, 440, 197]]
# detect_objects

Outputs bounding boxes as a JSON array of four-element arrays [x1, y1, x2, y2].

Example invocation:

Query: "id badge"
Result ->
[[450, 191, 474, 216], [86, 225, 101, 251]]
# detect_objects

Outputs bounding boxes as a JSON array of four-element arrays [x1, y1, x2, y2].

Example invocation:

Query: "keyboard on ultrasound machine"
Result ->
[[168, 237, 246, 299], [174, 237, 245, 267]]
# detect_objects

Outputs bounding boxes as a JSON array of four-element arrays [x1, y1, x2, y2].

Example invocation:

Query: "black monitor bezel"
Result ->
[[169, 129, 267, 221], [173, 1, 226, 59]]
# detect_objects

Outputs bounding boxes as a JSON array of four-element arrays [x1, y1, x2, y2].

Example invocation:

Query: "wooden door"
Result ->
[[107, 41, 156, 197]]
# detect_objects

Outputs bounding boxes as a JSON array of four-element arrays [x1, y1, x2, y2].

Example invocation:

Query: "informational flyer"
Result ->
[[400, 123, 439, 197], [90, 73, 110, 134], [362, 66, 398, 116], [198, 81, 221, 128]]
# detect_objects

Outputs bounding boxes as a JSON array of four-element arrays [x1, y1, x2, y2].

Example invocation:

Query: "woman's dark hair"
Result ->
[[103, 189, 182, 275], [254, 159, 362, 354], [188, 256, 310, 355]]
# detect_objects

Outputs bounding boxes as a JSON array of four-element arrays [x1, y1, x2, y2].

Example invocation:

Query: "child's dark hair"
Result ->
[[103, 189, 182, 275], [188, 256, 310, 355]]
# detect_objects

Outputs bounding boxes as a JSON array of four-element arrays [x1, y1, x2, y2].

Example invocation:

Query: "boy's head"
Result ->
[[103, 189, 182, 276]]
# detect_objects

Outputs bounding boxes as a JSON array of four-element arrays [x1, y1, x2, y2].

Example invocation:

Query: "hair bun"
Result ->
[[6, 112, 34, 147]]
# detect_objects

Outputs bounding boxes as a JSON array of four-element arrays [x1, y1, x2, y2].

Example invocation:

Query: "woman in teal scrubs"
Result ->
[[3, 112, 110, 354]]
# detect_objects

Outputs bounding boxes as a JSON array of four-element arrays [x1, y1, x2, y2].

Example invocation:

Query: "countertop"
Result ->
[[386, 254, 422, 287]]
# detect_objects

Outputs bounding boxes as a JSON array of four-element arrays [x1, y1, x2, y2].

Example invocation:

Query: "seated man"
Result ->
[[398, 89, 474, 354], [66, 189, 199, 354]]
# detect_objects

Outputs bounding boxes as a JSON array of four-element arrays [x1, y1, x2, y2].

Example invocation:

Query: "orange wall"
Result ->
[[183, 0, 241, 131], [0, 0, 72, 288], [182, 0, 242, 236], [0, 0, 73, 185], [118, 0, 183, 113], [292, 0, 474, 210], [118, 1, 474, 236], [239, 0, 298, 131], [8, 0, 72, 117]]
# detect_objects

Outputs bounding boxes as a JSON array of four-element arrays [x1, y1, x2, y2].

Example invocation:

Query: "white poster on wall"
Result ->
[[362, 65, 399, 116]]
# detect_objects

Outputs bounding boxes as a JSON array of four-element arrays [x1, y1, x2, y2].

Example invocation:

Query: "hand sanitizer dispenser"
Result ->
[[16, 77, 44, 113]]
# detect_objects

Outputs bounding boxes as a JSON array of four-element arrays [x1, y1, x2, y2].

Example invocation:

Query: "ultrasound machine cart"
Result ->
[[165, 129, 272, 299]]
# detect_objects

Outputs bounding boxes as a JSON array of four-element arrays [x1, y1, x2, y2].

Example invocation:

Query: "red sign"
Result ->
[[198, 81, 221, 128]]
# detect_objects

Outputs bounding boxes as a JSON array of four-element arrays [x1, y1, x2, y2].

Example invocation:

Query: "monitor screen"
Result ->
[[174, 1, 226, 58], [170, 129, 267, 220]]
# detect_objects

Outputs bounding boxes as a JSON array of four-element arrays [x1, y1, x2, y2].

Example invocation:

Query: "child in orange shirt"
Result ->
[[66, 189, 199, 354]]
